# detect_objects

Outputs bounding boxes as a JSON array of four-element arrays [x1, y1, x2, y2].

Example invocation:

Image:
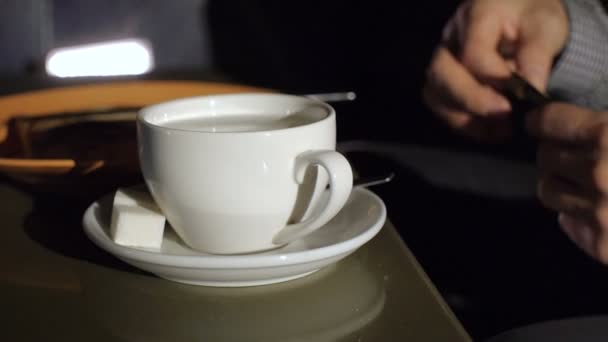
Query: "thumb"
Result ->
[[516, 26, 563, 92], [516, 46, 553, 92]]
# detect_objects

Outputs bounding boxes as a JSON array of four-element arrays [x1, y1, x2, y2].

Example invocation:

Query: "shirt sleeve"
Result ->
[[548, 0, 608, 110]]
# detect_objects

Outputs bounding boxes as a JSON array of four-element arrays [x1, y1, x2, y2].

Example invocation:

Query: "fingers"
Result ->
[[517, 1, 569, 91], [425, 47, 511, 117], [537, 173, 596, 218], [527, 103, 608, 145], [426, 0, 567, 143], [459, 3, 513, 82], [423, 46, 512, 140], [534, 106, 608, 265], [455, 0, 568, 90], [558, 213, 600, 260], [515, 40, 556, 92], [532, 105, 608, 198], [537, 142, 599, 192], [538, 170, 608, 261], [559, 212, 608, 264], [559, 213, 595, 252]]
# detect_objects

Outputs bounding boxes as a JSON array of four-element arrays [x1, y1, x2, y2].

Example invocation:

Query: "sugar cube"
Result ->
[[110, 187, 166, 249], [110, 204, 166, 248], [113, 185, 157, 208]]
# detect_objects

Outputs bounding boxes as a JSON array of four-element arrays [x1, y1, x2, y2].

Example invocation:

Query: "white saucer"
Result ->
[[82, 187, 386, 287]]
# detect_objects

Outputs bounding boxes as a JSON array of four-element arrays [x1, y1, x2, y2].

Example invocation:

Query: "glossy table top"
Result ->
[[0, 182, 471, 341]]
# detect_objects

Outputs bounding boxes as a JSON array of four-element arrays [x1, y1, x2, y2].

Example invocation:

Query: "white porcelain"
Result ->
[[137, 93, 353, 254], [82, 187, 386, 287]]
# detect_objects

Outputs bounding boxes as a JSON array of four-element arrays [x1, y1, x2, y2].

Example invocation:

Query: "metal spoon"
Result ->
[[354, 172, 395, 188], [304, 91, 357, 103]]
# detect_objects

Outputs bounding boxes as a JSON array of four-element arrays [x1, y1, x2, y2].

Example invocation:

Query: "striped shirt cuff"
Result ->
[[548, 0, 608, 102]]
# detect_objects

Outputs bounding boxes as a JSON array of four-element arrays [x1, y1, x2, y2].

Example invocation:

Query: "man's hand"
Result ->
[[529, 103, 608, 263], [423, 0, 569, 141]]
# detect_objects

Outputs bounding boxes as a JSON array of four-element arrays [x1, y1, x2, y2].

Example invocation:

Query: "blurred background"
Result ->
[[0, 0, 460, 142], [3, 1, 608, 341]]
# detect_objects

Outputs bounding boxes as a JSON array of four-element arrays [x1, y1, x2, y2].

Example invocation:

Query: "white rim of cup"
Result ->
[[137, 93, 335, 134]]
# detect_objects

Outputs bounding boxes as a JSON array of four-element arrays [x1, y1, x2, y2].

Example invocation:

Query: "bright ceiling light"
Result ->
[[46, 39, 154, 77]]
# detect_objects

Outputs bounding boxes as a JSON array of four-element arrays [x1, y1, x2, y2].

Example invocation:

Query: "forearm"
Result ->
[[548, 0, 608, 110]]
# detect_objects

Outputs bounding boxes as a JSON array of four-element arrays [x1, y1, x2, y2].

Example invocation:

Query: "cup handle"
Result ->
[[272, 150, 353, 245]]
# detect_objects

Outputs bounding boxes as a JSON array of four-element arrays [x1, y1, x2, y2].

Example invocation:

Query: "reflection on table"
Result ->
[[0, 180, 470, 341]]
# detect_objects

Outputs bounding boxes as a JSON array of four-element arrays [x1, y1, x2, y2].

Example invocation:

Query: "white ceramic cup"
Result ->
[[137, 93, 353, 254]]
